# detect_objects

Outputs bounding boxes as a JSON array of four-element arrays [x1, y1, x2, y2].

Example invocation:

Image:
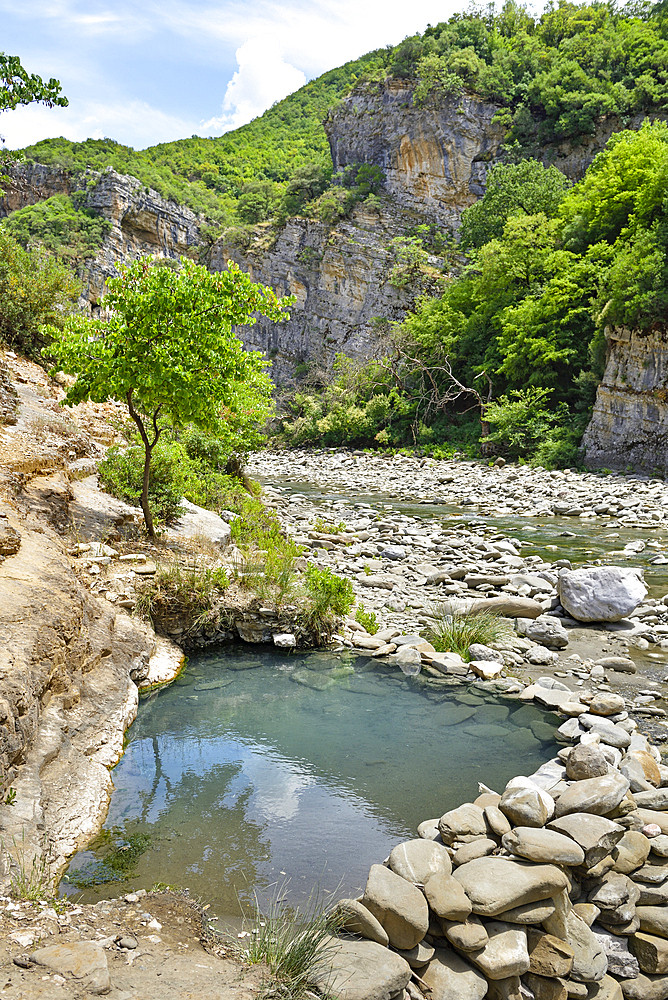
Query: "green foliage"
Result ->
[[313, 517, 346, 533], [2, 194, 111, 265], [0, 228, 79, 355], [7, 831, 56, 902], [355, 602, 379, 634], [47, 255, 289, 536], [303, 565, 355, 621], [364, 2, 668, 151], [459, 160, 571, 249], [0, 53, 67, 112], [427, 609, 514, 658]]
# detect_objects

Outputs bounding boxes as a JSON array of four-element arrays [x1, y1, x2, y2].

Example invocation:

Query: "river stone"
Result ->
[[389, 839, 452, 884], [628, 751, 662, 787], [523, 972, 568, 1000], [579, 716, 632, 750], [613, 831, 651, 874], [332, 899, 389, 946], [554, 772, 630, 818], [425, 872, 473, 921], [589, 873, 640, 926], [543, 909, 607, 982], [527, 928, 575, 978], [31, 942, 110, 995], [500, 786, 550, 828], [652, 838, 668, 859], [439, 803, 488, 845], [496, 900, 556, 925], [586, 975, 624, 1000], [454, 839, 498, 866], [469, 921, 530, 980], [317, 936, 412, 1000], [395, 940, 435, 969], [548, 813, 625, 867], [442, 915, 489, 951], [566, 745, 610, 781], [619, 972, 668, 1000], [486, 805, 512, 837], [635, 790, 668, 811], [526, 616, 570, 650], [469, 643, 504, 663], [638, 810, 668, 837], [630, 932, 668, 974], [502, 827, 585, 866], [417, 818, 442, 841], [590, 693, 626, 717], [362, 864, 429, 950], [390, 644, 422, 675], [638, 907, 668, 939], [469, 596, 544, 619], [592, 926, 640, 979], [452, 858, 569, 917], [558, 566, 647, 623], [421, 947, 488, 1000]]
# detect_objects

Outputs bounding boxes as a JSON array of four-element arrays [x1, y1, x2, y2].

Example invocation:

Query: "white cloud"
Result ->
[[201, 37, 306, 134], [1, 99, 196, 150]]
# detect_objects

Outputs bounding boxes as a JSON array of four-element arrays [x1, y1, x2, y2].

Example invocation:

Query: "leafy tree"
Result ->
[[46, 256, 292, 537], [0, 53, 68, 113], [0, 229, 79, 354], [236, 181, 279, 224], [459, 160, 571, 248]]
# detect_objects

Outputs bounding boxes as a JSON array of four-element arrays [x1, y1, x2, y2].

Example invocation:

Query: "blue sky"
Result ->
[[1, 0, 462, 150]]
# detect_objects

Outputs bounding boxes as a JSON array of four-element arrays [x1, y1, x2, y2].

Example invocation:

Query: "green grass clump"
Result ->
[[313, 516, 346, 534], [136, 559, 229, 633], [427, 609, 514, 659], [241, 886, 340, 1000], [354, 602, 379, 634]]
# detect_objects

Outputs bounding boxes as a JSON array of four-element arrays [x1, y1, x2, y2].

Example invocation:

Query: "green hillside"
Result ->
[[18, 53, 381, 224]]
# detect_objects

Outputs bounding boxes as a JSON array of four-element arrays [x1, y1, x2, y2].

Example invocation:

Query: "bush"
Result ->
[[136, 559, 229, 633], [303, 565, 355, 620], [355, 602, 379, 634]]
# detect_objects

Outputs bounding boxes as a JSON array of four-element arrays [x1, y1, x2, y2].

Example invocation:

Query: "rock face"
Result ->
[[326, 82, 505, 228], [582, 326, 668, 476]]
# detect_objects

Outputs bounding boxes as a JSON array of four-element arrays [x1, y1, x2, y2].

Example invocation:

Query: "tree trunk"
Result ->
[[141, 442, 155, 539]]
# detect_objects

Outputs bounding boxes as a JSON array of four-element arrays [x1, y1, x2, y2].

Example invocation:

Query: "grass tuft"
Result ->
[[426, 608, 514, 659], [7, 831, 57, 902], [135, 558, 229, 633], [240, 884, 340, 1000]]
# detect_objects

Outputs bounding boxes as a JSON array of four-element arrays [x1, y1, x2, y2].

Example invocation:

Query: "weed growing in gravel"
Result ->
[[7, 831, 57, 902], [240, 885, 340, 1000], [136, 559, 229, 632], [427, 608, 514, 659], [354, 602, 379, 634]]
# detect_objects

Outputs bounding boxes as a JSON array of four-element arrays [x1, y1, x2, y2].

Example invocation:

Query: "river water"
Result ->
[[61, 482, 668, 917]]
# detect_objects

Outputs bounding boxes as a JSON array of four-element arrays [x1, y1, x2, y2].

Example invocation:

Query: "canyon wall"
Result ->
[[582, 327, 668, 476]]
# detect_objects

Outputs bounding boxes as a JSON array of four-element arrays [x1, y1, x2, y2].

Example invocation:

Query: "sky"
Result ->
[[1, 0, 464, 151]]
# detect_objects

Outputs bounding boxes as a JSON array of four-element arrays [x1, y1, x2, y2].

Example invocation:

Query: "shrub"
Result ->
[[136, 559, 229, 633], [426, 609, 514, 659], [303, 565, 355, 624], [355, 602, 379, 634]]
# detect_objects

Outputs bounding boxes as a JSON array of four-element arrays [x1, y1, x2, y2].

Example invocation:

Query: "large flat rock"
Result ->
[[452, 857, 569, 917]]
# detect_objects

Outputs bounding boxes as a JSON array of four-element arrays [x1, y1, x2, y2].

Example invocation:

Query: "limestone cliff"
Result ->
[[582, 327, 668, 477], [209, 203, 424, 385], [0, 163, 202, 309]]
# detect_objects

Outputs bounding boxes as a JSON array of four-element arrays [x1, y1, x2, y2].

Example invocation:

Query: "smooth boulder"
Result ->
[[389, 839, 452, 884], [421, 946, 489, 1000], [502, 827, 585, 866], [558, 566, 647, 623], [317, 936, 412, 1000], [452, 857, 569, 917], [470, 921, 530, 980], [362, 864, 429, 950], [554, 773, 630, 818]]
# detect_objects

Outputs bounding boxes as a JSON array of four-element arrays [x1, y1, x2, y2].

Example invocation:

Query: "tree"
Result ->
[[46, 256, 291, 537], [0, 53, 68, 113], [0, 228, 79, 355], [459, 160, 571, 249]]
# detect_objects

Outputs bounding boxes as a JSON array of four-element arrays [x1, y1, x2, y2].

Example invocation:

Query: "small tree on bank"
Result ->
[[46, 255, 291, 537]]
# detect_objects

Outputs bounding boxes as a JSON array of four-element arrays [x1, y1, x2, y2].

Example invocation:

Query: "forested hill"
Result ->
[[17, 53, 382, 224], [17, 1, 668, 227]]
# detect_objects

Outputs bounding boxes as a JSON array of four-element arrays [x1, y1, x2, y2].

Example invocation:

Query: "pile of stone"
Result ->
[[323, 693, 668, 1000]]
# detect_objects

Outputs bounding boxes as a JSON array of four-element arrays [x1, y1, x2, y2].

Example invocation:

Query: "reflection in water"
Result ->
[[64, 648, 559, 916]]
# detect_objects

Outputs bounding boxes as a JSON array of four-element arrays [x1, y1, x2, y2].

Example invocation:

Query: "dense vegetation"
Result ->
[[282, 121, 668, 467], [2, 193, 111, 265]]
